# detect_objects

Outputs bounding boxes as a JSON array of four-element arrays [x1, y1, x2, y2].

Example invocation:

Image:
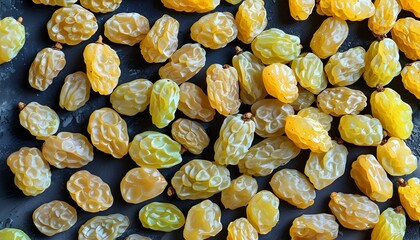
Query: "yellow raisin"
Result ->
[[226, 0, 242, 4], [368, 0, 401, 35], [289, 86, 316, 111], [232, 47, 267, 105], [401, 62, 420, 99], [329, 192, 380, 230], [350, 154, 393, 202], [310, 17, 348, 59], [317, 87, 367, 117], [139, 202, 185, 232], [371, 207, 406, 240], [104, 13, 150, 46], [7, 147, 51, 196], [159, 43, 206, 85], [317, 0, 375, 21], [42, 132, 93, 169], [184, 200, 222, 240], [391, 17, 420, 61], [80, 0, 121, 13], [270, 169, 316, 209], [364, 38, 401, 88], [246, 190, 280, 234], [263, 63, 299, 103], [289, 0, 315, 20], [87, 107, 129, 159], [129, 131, 182, 169], [377, 137, 418, 176], [324, 46, 366, 86], [47, 5, 98, 45], [140, 14, 179, 63], [338, 114, 384, 146], [0, 228, 30, 240], [251, 99, 295, 137], [290, 214, 339, 239], [120, 167, 167, 204], [149, 79, 180, 128], [206, 64, 241, 116], [398, 0, 420, 18], [161, 0, 220, 13], [110, 78, 153, 116], [0, 17, 25, 64], [19, 102, 60, 139], [125, 235, 151, 240], [67, 170, 113, 213], [304, 141, 348, 190], [84, 36, 120, 95], [227, 218, 258, 240], [397, 178, 420, 221], [32, 0, 76, 6], [239, 136, 301, 177], [78, 214, 129, 240], [235, 0, 268, 44], [59, 71, 91, 111], [171, 118, 210, 155], [190, 12, 237, 49], [297, 107, 332, 131], [214, 113, 255, 165], [32, 200, 77, 236], [285, 115, 332, 153], [291, 52, 327, 94], [178, 82, 215, 122], [370, 87, 413, 139], [221, 175, 258, 210], [251, 28, 301, 64], [171, 159, 231, 200]]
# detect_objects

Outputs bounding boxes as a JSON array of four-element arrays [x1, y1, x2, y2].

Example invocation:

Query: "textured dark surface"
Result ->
[[0, 0, 419, 239]]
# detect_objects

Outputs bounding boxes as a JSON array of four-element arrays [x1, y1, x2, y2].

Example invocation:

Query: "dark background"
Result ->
[[0, 0, 419, 239]]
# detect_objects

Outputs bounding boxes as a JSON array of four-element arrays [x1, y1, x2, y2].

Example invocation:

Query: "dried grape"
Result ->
[[221, 175, 258, 210], [104, 13, 150, 46], [290, 214, 339, 239], [161, 0, 220, 13], [0, 17, 25, 64], [368, 0, 401, 36], [338, 115, 384, 146], [0, 228, 30, 240], [291, 52, 327, 94], [32, 200, 77, 236], [80, 0, 122, 13], [139, 202, 185, 232], [397, 178, 420, 221], [377, 137, 418, 176], [78, 214, 129, 240], [391, 17, 420, 61], [178, 82, 215, 122], [183, 200, 222, 240], [289, 86, 315, 111], [263, 63, 299, 103], [371, 207, 406, 240], [317, 87, 367, 117], [246, 190, 280, 234], [59, 71, 91, 111], [297, 106, 332, 131], [19, 102, 60, 139], [235, 0, 268, 44], [310, 17, 348, 59], [317, 0, 375, 21], [401, 61, 420, 99], [289, 0, 315, 21], [227, 218, 258, 240], [149, 79, 180, 128], [171, 118, 210, 155]]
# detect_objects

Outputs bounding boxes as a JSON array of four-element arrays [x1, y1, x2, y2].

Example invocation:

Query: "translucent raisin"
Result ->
[[67, 170, 113, 213], [317, 0, 375, 21], [232, 47, 267, 105], [140, 14, 179, 63], [129, 131, 182, 169], [371, 207, 406, 240], [80, 0, 121, 13], [19, 102, 60, 139], [184, 200, 222, 240], [42, 132, 94, 169], [377, 137, 418, 176], [289, 0, 315, 20], [310, 17, 348, 59], [159, 43, 206, 85], [171, 159, 230, 200], [191, 12, 237, 49], [239, 136, 301, 176], [32, 0, 77, 6], [0, 228, 30, 240], [263, 63, 299, 103], [47, 5, 98, 45], [270, 169, 316, 209], [317, 87, 367, 117], [368, 0, 401, 35], [227, 218, 258, 240], [78, 214, 129, 240], [324, 46, 366, 86], [7, 147, 51, 196], [139, 202, 185, 232], [104, 13, 150, 46], [251, 99, 294, 137], [246, 190, 280, 234], [370, 87, 413, 139], [289, 86, 316, 111], [391, 17, 420, 61], [329, 192, 380, 230], [84, 36, 120, 95], [291, 52, 327, 94], [304, 141, 348, 190], [161, 0, 220, 13], [285, 115, 332, 153], [350, 154, 393, 202], [338, 115, 383, 146], [120, 167, 167, 204], [32, 200, 77, 236], [0, 17, 25, 64], [297, 106, 332, 131], [221, 175, 258, 210], [178, 82, 215, 122], [87, 107, 129, 159], [171, 118, 210, 155], [397, 178, 420, 221], [251, 28, 301, 64], [290, 214, 339, 239], [401, 61, 420, 99], [398, 0, 420, 18], [206, 64, 241, 116], [110, 79, 153, 116], [235, 0, 268, 44], [149, 79, 180, 128], [59, 71, 91, 111]]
